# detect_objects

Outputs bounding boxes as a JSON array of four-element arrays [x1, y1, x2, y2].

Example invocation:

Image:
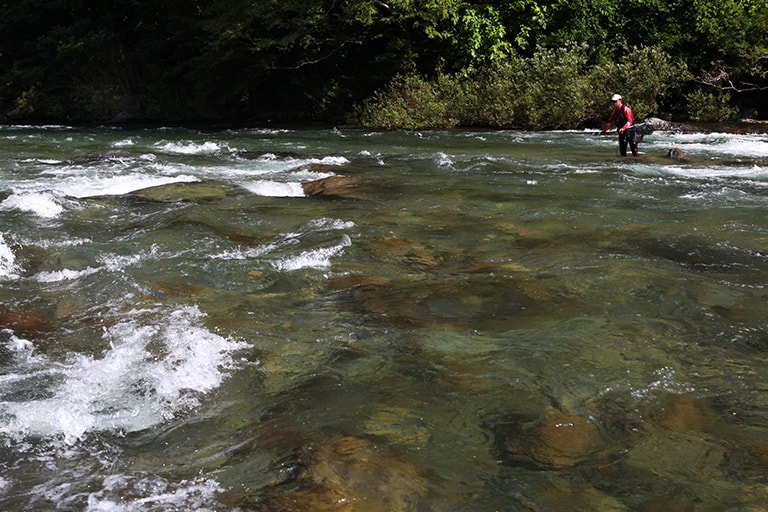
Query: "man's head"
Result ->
[[611, 94, 623, 106]]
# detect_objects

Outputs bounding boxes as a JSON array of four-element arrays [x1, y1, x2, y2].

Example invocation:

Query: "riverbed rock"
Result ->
[[525, 482, 630, 511], [65, 150, 136, 164], [301, 175, 369, 198], [624, 431, 725, 480], [648, 393, 716, 433], [506, 411, 612, 469], [666, 147, 689, 160], [251, 435, 427, 511], [130, 181, 230, 202], [364, 406, 431, 449], [0, 305, 53, 338]]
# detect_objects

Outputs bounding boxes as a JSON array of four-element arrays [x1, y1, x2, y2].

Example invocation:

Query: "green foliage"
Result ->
[[0, 0, 764, 124], [445, 5, 512, 73], [685, 89, 739, 123], [351, 72, 461, 130], [355, 44, 687, 130], [591, 46, 691, 120], [13, 86, 39, 116], [515, 44, 593, 128]]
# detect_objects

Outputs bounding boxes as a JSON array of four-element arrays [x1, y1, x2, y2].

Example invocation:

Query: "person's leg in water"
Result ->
[[619, 132, 628, 156], [628, 127, 639, 156]]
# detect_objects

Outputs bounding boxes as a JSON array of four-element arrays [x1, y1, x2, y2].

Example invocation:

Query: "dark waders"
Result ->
[[619, 126, 639, 156]]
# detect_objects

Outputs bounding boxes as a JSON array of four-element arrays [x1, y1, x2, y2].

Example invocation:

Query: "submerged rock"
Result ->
[[301, 175, 370, 198], [647, 393, 716, 433], [0, 305, 54, 338], [505, 411, 614, 469], [364, 406, 431, 449], [625, 431, 725, 480], [244, 436, 427, 511], [65, 150, 136, 164], [130, 181, 230, 202], [523, 482, 630, 511], [329, 271, 581, 331]]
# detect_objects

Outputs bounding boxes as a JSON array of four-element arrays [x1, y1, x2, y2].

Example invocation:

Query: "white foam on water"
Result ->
[[54, 173, 200, 199], [210, 239, 291, 261], [272, 234, 352, 271], [1, 191, 66, 218], [0, 233, 19, 279], [154, 140, 224, 155], [33, 266, 101, 283], [111, 138, 135, 147], [2, 165, 200, 218], [210, 219, 353, 262], [437, 152, 455, 167], [664, 133, 768, 158], [0, 305, 249, 444], [237, 165, 340, 197], [86, 475, 224, 512], [666, 164, 768, 181], [241, 180, 306, 197], [308, 218, 356, 231], [310, 155, 350, 166], [628, 163, 768, 184]]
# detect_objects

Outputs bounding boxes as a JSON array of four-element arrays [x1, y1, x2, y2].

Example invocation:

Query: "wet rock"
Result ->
[[637, 497, 697, 512], [643, 117, 682, 133], [301, 175, 370, 198], [331, 271, 579, 330], [625, 432, 725, 480], [522, 482, 630, 511], [152, 281, 208, 299], [506, 411, 612, 469], [7, 243, 49, 277], [131, 181, 230, 202], [364, 406, 430, 449], [363, 237, 449, 271], [65, 150, 136, 165], [666, 147, 688, 160], [648, 393, 716, 433], [254, 436, 427, 511], [644, 117, 699, 134], [327, 274, 392, 290], [0, 305, 53, 338]]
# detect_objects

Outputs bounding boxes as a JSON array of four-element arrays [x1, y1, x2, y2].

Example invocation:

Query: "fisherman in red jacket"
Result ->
[[601, 94, 639, 156]]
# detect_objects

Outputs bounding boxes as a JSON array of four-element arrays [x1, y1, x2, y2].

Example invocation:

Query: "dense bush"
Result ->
[[684, 89, 739, 122], [354, 45, 689, 130]]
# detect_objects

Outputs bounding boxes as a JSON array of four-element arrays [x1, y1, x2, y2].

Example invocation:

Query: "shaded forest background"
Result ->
[[1, 0, 766, 129]]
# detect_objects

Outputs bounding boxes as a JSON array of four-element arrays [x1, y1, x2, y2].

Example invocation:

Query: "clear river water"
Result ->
[[1, 124, 768, 511]]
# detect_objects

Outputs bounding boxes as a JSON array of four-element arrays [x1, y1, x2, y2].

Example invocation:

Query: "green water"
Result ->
[[1, 125, 768, 510]]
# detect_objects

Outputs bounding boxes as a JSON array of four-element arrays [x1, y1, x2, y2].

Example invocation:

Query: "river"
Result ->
[[1, 124, 768, 511]]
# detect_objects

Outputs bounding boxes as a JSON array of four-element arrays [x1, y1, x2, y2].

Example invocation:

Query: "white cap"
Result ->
[[611, 94, 622, 101]]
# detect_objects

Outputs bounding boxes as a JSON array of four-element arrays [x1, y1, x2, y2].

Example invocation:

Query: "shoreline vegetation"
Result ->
[[1, 1, 766, 131]]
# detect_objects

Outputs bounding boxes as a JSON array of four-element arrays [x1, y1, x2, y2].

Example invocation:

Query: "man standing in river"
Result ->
[[601, 94, 639, 156]]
